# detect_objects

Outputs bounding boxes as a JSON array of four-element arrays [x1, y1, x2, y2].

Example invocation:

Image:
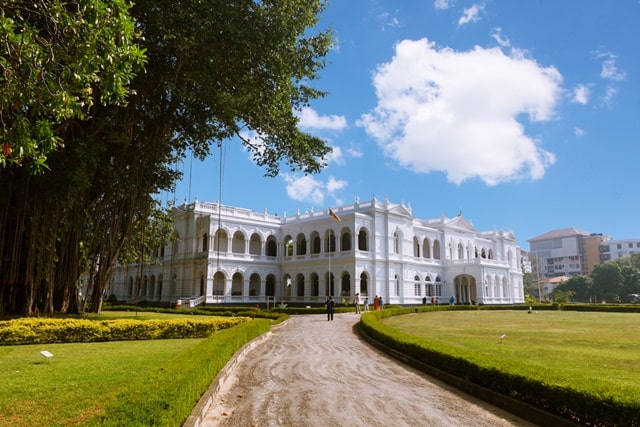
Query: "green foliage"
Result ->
[[0, 316, 246, 345], [88, 319, 272, 426], [1, 0, 334, 316], [0, 0, 146, 171]]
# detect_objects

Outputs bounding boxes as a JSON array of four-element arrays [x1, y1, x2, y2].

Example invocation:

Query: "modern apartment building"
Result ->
[[527, 228, 592, 279], [600, 239, 640, 262], [107, 197, 525, 307]]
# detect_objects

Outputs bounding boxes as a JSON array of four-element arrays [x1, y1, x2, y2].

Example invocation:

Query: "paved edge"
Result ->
[[183, 319, 289, 427], [355, 323, 579, 427]]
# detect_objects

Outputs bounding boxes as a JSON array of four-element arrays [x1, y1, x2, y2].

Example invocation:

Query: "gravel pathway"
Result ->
[[200, 313, 536, 427]]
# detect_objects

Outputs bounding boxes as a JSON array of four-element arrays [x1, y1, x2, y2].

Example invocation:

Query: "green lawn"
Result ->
[[0, 311, 208, 427], [384, 310, 640, 404]]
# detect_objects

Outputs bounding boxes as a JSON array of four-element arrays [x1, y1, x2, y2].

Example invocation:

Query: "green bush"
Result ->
[[0, 317, 246, 345]]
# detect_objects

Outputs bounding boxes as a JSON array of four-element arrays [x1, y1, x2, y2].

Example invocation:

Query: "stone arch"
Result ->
[[249, 273, 260, 296], [296, 233, 307, 256], [249, 233, 261, 255], [213, 229, 228, 252], [213, 271, 225, 296], [341, 271, 351, 297], [310, 231, 321, 254], [433, 240, 441, 260], [265, 274, 276, 297], [340, 228, 352, 252], [232, 230, 246, 254], [358, 227, 369, 251], [231, 272, 243, 296], [359, 271, 369, 296], [454, 274, 477, 304], [423, 237, 431, 258], [266, 235, 278, 257], [296, 273, 305, 297]]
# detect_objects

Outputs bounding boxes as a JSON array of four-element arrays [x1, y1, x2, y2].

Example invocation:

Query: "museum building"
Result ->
[[108, 196, 525, 307]]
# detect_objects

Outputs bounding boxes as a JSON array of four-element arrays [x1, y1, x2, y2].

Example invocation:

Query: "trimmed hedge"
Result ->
[[0, 317, 246, 345], [359, 306, 640, 426]]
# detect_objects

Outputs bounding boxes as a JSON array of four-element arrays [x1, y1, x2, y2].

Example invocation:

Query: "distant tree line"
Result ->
[[550, 253, 640, 303]]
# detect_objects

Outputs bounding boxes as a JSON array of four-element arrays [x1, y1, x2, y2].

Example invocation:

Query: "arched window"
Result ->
[[393, 231, 400, 254], [341, 230, 352, 252], [310, 231, 321, 254], [213, 229, 227, 252], [249, 273, 260, 296], [266, 274, 276, 297], [249, 233, 261, 255], [283, 235, 294, 257], [296, 233, 306, 256], [231, 272, 243, 296], [414, 275, 421, 296], [310, 273, 319, 296], [202, 233, 208, 252], [360, 272, 368, 295], [296, 274, 305, 297], [326, 231, 336, 253], [413, 237, 420, 257], [232, 231, 245, 254], [425, 276, 432, 296], [395, 274, 400, 296], [213, 271, 225, 296], [341, 272, 351, 297], [358, 228, 368, 251], [458, 243, 464, 259], [266, 236, 277, 257], [435, 276, 442, 296], [433, 240, 441, 260], [423, 238, 431, 258]]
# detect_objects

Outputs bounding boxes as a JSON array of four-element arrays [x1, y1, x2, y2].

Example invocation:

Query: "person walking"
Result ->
[[363, 297, 369, 312], [373, 295, 379, 311], [326, 296, 336, 321], [378, 296, 383, 310], [354, 293, 361, 314]]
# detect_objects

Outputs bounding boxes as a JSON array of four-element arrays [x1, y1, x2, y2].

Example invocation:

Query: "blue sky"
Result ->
[[165, 0, 640, 249]]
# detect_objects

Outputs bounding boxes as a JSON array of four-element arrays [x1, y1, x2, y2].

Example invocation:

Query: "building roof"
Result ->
[[528, 227, 591, 242]]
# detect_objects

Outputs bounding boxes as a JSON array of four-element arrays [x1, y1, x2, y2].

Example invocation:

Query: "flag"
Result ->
[[329, 209, 341, 221]]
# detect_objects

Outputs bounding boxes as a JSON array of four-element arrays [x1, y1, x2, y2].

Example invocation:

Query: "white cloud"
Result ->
[[284, 174, 325, 205], [574, 127, 585, 137], [603, 85, 619, 106], [572, 84, 590, 104], [598, 52, 626, 81], [326, 145, 345, 165], [490, 27, 510, 48], [284, 174, 348, 205], [358, 38, 562, 186], [458, 4, 485, 26], [434, 0, 452, 10], [327, 176, 348, 193], [296, 107, 347, 131]]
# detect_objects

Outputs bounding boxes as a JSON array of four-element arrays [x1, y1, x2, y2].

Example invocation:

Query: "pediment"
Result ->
[[444, 215, 476, 233]]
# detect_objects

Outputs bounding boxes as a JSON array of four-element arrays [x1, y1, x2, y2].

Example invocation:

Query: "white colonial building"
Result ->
[[108, 196, 525, 307]]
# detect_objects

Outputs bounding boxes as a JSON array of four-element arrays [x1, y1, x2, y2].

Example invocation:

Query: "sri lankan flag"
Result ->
[[329, 209, 341, 221]]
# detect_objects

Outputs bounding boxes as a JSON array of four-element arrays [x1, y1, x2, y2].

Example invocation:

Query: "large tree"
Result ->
[[1, 0, 333, 315]]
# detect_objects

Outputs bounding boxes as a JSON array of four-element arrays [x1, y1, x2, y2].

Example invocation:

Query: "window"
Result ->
[[414, 276, 421, 296]]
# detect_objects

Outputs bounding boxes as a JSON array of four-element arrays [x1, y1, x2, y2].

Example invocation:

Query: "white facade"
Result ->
[[108, 197, 525, 306], [600, 239, 640, 262]]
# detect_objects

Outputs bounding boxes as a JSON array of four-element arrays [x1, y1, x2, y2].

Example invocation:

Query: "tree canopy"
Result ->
[[0, 0, 333, 315]]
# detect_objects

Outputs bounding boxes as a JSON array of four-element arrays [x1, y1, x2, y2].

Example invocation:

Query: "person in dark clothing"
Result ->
[[326, 296, 336, 321]]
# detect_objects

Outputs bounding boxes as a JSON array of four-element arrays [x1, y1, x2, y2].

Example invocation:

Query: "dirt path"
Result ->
[[200, 313, 536, 427]]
